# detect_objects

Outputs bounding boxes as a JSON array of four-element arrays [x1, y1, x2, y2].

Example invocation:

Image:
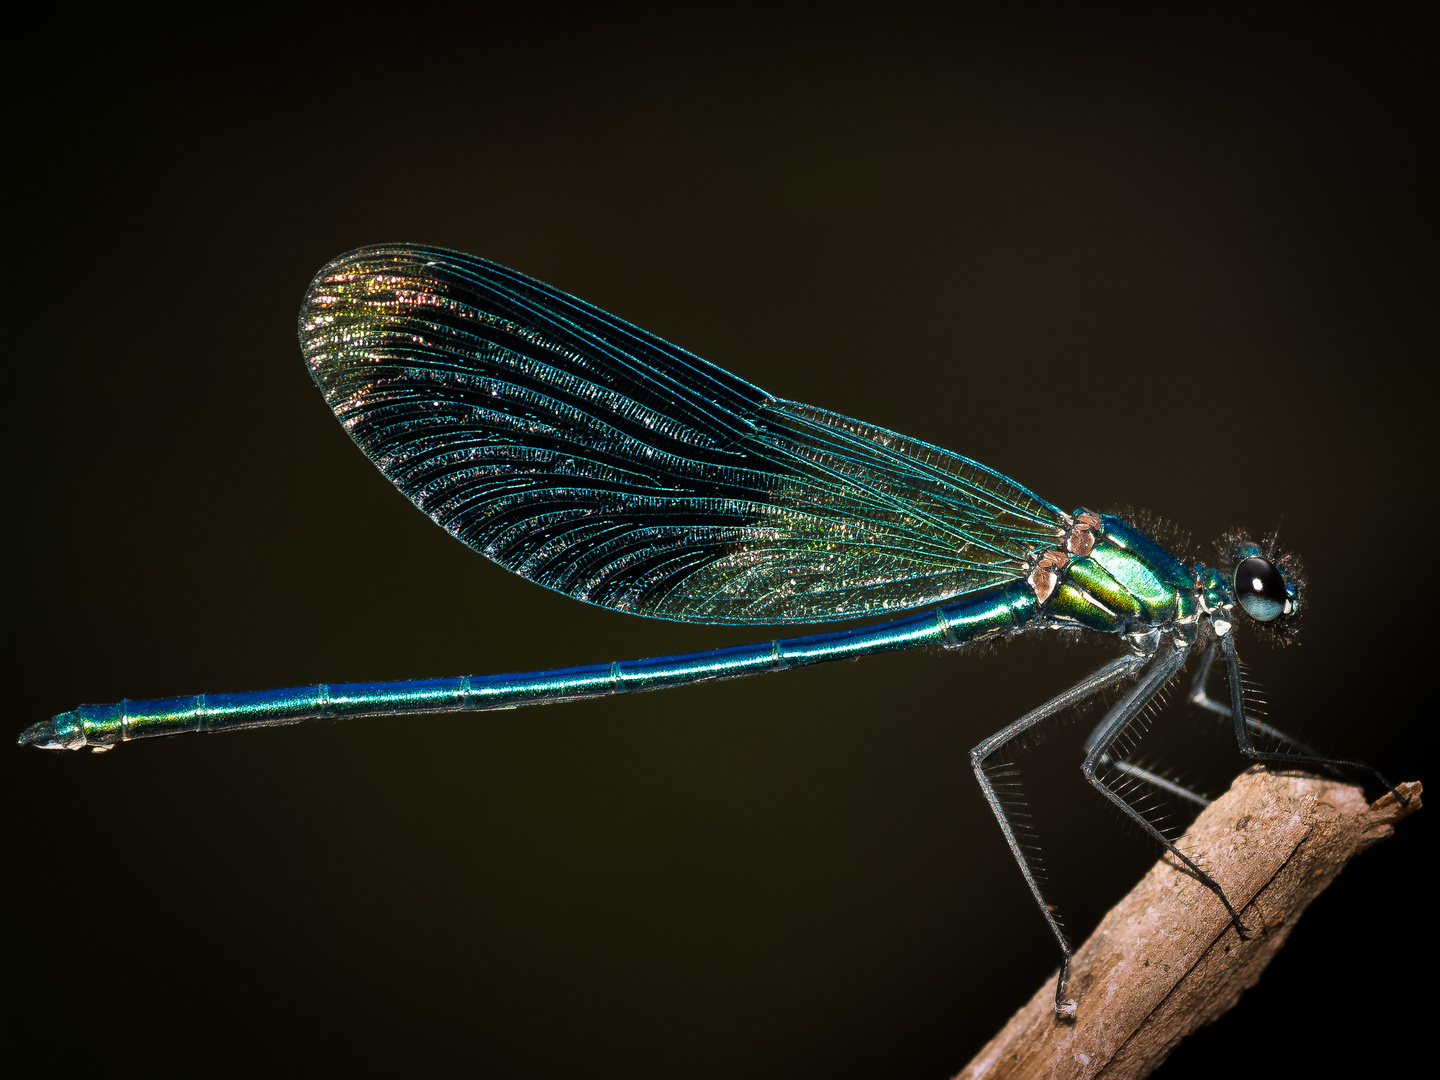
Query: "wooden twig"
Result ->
[[957, 769, 1423, 1080]]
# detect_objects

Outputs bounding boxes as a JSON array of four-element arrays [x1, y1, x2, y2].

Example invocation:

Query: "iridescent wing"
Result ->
[[300, 245, 1064, 624]]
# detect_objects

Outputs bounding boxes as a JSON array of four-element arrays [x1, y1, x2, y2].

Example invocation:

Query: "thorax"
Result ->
[[1026, 511, 1199, 637]]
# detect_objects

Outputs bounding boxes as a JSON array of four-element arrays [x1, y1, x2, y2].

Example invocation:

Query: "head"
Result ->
[[1220, 533, 1303, 644]]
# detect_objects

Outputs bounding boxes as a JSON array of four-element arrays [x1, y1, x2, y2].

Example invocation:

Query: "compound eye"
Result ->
[[1235, 556, 1287, 622]]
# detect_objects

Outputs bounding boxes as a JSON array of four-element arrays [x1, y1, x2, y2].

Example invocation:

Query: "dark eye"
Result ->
[[1235, 556, 1287, 622]]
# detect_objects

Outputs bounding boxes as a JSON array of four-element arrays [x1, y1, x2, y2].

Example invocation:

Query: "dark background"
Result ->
[[7, 15, 1433, 1078]]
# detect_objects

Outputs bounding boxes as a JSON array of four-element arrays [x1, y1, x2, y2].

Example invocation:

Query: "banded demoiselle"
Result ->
[[20, 245, 1395, 1010]]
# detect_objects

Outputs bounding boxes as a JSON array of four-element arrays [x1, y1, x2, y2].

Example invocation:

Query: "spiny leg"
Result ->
[[1188, 642, 1323, 757], [1081, 645, 1253, 954], [1219, 634, 1400, 796], [1098, 757, 1210, 809], [970, 652, 1148, 1016], [1084, 663, 1214, 810], [1187, 640, 1228, 716]]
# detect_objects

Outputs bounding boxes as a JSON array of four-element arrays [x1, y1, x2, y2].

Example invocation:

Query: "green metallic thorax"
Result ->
[[1046, 514, 1196, 634]]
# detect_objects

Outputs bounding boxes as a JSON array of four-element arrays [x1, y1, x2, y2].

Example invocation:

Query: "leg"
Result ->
[[1081, 645, 1253, 963], [1188, 642, 1323, 757], [970, 651, 1148, 1016], [1187, 641, 1227, 715], [1080, 654, 1215, 810], [1098, 757, 1210, 809], [1219, 635, 1400, 796]]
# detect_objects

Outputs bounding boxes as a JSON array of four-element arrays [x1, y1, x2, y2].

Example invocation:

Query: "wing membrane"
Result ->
[[300, 245, 1063, 624]]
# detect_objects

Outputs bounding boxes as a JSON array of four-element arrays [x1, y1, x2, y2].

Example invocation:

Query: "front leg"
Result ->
[[1188, 641, 1324, 757], [1219, 635, 1400, 796]]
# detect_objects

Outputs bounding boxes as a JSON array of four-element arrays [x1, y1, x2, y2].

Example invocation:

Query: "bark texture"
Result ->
[[957, 769, 1422, 1080]]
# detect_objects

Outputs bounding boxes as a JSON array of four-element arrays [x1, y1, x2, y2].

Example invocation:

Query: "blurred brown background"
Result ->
[[6, 14, 1433, 1077]]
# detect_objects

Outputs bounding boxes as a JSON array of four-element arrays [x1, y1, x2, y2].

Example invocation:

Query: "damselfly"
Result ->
[[21, 245, 1394, 1011]]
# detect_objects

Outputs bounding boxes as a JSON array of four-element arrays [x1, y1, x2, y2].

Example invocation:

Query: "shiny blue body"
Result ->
[[26, 244, 1372, 1012], [39, 584, 1036, 751]]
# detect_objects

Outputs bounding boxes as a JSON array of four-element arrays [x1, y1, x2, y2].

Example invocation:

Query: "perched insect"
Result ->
[[21, 245, 1394, 1011]]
